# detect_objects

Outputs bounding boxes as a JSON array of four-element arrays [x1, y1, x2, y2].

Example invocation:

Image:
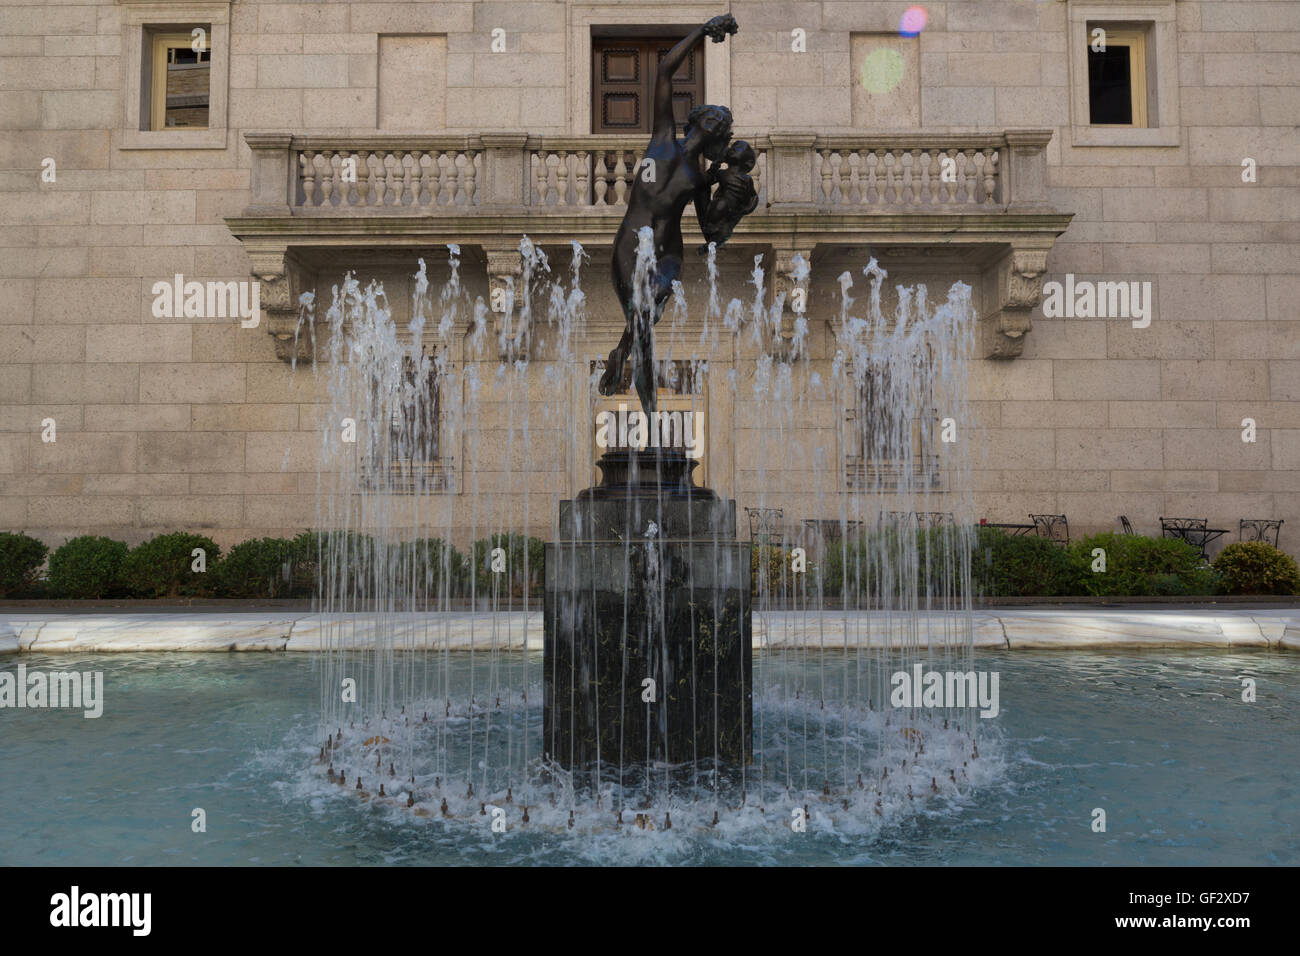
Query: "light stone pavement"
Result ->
[[3, 608, 1299, 653]]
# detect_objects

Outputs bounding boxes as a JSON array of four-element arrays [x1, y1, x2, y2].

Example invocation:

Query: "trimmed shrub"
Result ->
[[1067, 532, 1209, 596], [471, 533, 545, 598], [398, 537, 468, 601], [971, 527, 1084, 598], [821, 526, 989, 601], [212, 537, 296, 598], [46, 536, 129, 599], [119, 532, 221, 597], [750, 544, 805, 596], [1212, 541, 1300, 595], [0, 532, 48, 597], [291, 531, 378, 599]]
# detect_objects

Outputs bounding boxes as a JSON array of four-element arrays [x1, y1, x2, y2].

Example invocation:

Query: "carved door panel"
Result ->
[[591, 37, 705, 135]]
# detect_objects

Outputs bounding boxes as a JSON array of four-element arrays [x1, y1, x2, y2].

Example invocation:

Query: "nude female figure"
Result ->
[[597, 14, 740, 417]]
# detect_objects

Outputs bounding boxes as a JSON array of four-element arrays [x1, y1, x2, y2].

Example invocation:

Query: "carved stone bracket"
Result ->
[[769, 247, 812, 362], [483, 245, 528, 361], [248, 245, 314, 363], [983, 245, 1050, 359]]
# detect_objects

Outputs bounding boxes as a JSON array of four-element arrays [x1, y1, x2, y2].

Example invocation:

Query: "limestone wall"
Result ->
[[1, 0, 1297, 556]]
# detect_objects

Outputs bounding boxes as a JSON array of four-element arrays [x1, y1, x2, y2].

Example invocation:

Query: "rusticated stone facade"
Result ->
[[1, 0, 1297, 557]]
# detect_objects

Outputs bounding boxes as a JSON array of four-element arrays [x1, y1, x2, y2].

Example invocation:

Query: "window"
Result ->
[[1066, 1, 1179, 148], [118, 2, 231, 149], [150, 31, 211, 130], [845, 357, 939, 490], [591, 36, 704, 134], [1086, 27, 1147, 126], [366, 350, 449, 493]]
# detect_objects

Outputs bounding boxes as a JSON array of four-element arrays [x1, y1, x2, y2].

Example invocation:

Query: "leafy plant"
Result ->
[[0, 532, 48, 597], [46, 536, 129, 599], [1212, 541, 1300, 595], [119, 532, 221, 597], [212, 537, 296, 598], [471, 533, 545, 599], [1068, 532, 1208, 596]]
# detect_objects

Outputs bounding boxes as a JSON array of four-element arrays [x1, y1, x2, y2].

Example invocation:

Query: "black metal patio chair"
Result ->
[[1239, 519, 1283, 547], [1030, 513, 1069, 546], [1119, 515, 1135, 535]]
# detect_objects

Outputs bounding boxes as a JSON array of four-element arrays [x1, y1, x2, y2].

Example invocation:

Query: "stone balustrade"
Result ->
[[242, 130, 1052, 217]]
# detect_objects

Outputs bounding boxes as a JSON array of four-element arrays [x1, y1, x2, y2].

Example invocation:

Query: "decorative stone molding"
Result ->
[[247, 245, 313, 363], [483, 245, 528, 361], [983, 246, 1051, 359], [769, 248, 812, 362]]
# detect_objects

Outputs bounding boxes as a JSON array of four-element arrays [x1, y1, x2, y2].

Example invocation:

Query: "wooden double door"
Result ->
[[591, 36, 706, 135]]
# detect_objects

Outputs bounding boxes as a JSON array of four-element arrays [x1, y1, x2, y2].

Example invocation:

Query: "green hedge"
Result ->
[[46, 536, 129, 599], [0, 532, 48, 598], [1212, 542, 1300, 595], [471, 533, 545, 599], [13, 525, 1295, 600], [211, 537, 297, 598], [1066, 532, 1212, 596], [119, 532, 221, 597]]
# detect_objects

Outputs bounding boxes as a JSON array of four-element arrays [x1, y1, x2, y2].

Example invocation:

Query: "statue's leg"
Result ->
[[629, 256, 681, 416], [599, 241, 638, 396]]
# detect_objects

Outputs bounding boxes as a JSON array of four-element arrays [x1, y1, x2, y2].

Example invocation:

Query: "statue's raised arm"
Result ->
[[598, 13, 741, 417], [651, 15, 738, 141]]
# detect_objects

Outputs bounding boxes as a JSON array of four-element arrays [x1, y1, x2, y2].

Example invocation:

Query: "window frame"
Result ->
[[149, 30, 213, 131], [1066, 0, 1180, 149], [118, 2, 231, 150], [1085, 28, 1148, 128]]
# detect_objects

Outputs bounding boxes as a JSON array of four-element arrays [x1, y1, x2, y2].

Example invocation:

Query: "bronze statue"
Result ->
[[597, 14, 753, 416], [697, 139, 759, 256]]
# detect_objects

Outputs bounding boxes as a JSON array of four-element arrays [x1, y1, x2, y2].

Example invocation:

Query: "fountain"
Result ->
[[293, 12, 988, 837]]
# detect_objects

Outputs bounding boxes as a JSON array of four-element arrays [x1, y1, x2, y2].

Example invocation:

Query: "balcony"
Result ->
[[226, 130, 1071, 361]]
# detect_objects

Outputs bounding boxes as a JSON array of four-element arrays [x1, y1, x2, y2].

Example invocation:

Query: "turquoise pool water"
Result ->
[[1, 651, 1296, 866]]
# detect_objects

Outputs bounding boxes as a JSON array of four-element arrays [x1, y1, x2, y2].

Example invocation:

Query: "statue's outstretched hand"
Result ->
[[703, 14, 738, 42]]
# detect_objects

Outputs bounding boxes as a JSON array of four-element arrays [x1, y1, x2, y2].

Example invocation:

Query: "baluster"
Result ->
[[446, 152, 461, 206], [299, 152, 316, 207], [964, 152, 979, 205], [372, 153, 387, 206], [594, 153, 609, 206], [819, 150, 833, 203], [554, 150, 568, 206], [381, 153, 397, 206], [847, 152, 861, 204], [919, 152, 933, 205], [613, 152, 628, 205], [884, 151, 899, 204], [940, 152, 956, 205], [399, 152, 414, 206], [574, 150, 589, 206], [427, 152, 439, 206], [865, 151, 879, 204], [463, 152, 477, 205], [533, 152, 547, 205], [901, 151, 914, 204], [984, 151, 999, 205]]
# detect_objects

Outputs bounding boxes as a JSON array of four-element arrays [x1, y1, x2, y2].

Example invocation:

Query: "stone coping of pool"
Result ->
[[2, 608, 1299, 653]]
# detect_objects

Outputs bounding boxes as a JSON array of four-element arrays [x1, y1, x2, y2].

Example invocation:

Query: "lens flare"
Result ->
[[860, 48, 906, 94], [899, 5, 928, 37]]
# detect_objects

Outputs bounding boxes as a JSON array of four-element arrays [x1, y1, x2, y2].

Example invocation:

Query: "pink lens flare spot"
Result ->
[[899, 6, 928, 36]]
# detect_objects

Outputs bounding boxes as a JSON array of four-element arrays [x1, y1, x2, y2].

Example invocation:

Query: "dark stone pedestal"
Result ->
[[543, 449, 752, 775]]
